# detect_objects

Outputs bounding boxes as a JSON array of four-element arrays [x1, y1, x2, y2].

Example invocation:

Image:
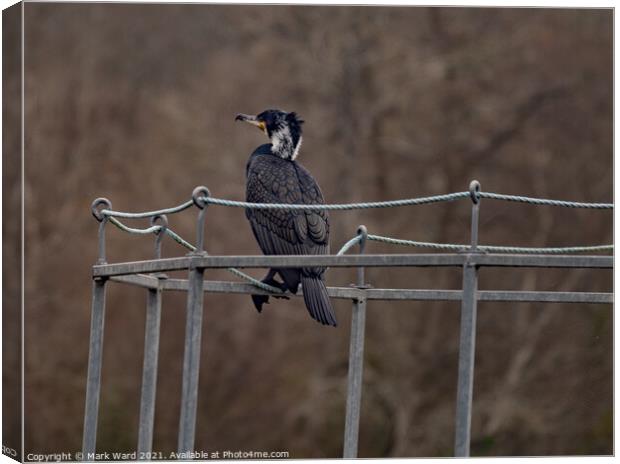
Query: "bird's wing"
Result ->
[[246, 156, 329, 259], [295, 162, 330, 251]]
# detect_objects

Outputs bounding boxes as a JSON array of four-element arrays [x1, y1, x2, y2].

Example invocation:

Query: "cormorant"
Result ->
[[235, 109, 337, 327]]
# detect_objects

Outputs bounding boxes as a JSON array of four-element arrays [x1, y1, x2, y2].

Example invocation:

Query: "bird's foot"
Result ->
[[270, 281, 290, 300], [262, 276, 289, 299], [251, 294, 270, 313], [251, 278, 289, 313]]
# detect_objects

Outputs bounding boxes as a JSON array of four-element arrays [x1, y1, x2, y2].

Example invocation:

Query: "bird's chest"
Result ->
[[252, 158, 301, 198]]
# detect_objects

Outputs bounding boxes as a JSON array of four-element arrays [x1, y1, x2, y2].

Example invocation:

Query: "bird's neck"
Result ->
[[270, 127, 302, 161]]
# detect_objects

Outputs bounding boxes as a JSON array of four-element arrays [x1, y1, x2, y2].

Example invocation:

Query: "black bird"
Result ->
[[236, 109, 337, 326]]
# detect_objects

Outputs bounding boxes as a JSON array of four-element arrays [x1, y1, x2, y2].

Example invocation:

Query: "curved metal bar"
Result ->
[[91, 197, 112, 222], [192, 186, 210, 209], [151, 215, 168, 260], [91, 198, 112, 265], [191, 187, 210, 253], [469, 180, 481, 204]]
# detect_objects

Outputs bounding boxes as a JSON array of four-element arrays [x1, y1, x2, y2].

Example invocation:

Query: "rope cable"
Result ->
[[108, 217, 162, 235], [107, 217, 367, 294], [201, 192, 470, 210], [478, 192, 613, 209], [366, 234, 613, 254], [105, 215, 611, 306], [98, 189, 612, 220], [107, 217, 284, 293], [101, 185, 612, 294], [101, 200, 194, 219]]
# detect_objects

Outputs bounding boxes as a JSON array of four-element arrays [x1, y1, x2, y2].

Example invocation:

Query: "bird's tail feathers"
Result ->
[[301, 276, 337, 327]]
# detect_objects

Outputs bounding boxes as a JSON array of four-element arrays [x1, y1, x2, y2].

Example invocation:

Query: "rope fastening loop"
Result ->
[[151, 215, 168, 261], [192, 186, 210, 209], [91, 198, 112, 222], [357, 225, 368, 253], [150, 214, 168, 235], [469, 180, 481, 204]]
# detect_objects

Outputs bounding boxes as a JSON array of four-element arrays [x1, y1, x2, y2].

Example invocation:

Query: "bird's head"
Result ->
[[235, 109, 304, 160]]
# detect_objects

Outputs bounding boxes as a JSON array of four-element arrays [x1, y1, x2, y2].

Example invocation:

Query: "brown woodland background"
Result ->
[[3, 4, 613, 458]]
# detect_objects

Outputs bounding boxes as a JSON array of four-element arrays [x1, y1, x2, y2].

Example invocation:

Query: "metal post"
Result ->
[[343, 226, 369, 458], [82, 277, 108, 457], [454, 180, 481, 457], [83, 198, 112, 458], [178, 191, 209, 454], [138, 216, 167, 456], [177, 265, 205, 454], [138, 287, 163, 456]]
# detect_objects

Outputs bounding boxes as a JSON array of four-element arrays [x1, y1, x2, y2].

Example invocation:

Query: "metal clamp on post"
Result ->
[[91, 197, 112, 266], [151, 214, 169, 280]]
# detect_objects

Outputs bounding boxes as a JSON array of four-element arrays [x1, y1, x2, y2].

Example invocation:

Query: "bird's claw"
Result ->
[[251, 294, 270, 313], [251, 273, 290, 312]]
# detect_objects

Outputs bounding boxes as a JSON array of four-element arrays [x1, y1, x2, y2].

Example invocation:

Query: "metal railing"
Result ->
[[82, 181, 613, 460]]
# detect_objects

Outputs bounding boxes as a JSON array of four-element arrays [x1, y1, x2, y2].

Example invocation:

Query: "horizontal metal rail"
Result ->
[[95, 253, 613, 277], [108, 275, 613, 305], [477, 290, 613, 304]]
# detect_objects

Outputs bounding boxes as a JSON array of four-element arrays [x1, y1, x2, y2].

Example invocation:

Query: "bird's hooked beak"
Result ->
[[235, 113, 266, 133]]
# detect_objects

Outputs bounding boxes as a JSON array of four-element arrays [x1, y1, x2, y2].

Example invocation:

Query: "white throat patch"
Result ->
[[292, 136, 302, 160], [271, 126, 301, 160]]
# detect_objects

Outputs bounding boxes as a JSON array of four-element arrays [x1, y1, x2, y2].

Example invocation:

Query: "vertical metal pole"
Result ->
[[343, 226, 368, 458], [177, 265, 205, 454], [138, 286, 163, 456], [454, 181, 481, 457], [83, 198, 112, 458], [178, 190, 209, 454], [138, 215, 167, 456], [82, 277, 108, 457]]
